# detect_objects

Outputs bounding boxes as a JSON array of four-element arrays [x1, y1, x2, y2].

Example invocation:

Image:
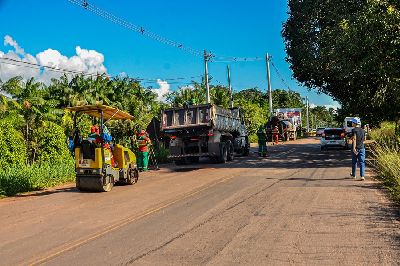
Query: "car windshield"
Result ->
[[317, 128, 325, 130], [346, 121, 353, 127]]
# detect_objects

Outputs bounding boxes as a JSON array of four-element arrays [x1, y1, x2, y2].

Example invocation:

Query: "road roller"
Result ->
[[67, 105, 139, 192]]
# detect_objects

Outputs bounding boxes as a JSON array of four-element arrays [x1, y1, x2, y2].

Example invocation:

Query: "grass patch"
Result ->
[[0, 160, 75, 197], [370, 144, 400, 202], [369, 122, 400, 202]]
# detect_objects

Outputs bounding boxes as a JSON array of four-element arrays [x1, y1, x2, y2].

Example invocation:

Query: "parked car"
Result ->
[[320, 128, 348, 150], [316, 127, 325, 137]]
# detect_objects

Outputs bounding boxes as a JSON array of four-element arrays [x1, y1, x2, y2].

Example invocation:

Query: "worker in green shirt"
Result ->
[[257, 125, 267, 157]]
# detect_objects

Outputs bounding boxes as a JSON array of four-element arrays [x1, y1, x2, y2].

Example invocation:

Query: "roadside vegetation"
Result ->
[[369, 122, 400, 202]]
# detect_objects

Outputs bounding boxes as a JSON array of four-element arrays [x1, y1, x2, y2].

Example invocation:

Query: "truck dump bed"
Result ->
[[161, 104, 242, 133]]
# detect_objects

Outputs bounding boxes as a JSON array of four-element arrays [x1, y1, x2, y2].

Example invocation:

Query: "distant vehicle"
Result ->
[[344, 117, 360, 136], [320, 128, 348, 150], [316, 127, 325, 137]]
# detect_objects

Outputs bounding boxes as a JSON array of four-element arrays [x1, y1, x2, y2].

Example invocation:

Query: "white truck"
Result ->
[[343, 117, 361, 137]]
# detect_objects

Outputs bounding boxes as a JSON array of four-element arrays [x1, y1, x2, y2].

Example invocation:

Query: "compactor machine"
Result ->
[[68, 105, 138, 192]]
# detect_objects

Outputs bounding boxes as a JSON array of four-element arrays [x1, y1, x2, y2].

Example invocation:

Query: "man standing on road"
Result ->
[[257, 125, 267, 157], [350, 117, 366, 180], [273, 126, 279, 145]]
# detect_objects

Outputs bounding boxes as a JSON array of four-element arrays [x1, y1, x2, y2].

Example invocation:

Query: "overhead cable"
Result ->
[[68, 0, 204, 57]]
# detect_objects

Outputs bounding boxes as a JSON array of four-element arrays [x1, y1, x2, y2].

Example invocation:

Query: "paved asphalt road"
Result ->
[[0, 138, 399, 265]]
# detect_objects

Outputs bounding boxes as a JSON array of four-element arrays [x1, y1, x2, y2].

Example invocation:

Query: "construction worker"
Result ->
[[273, 126, 279, 145], [88, 125, 101, 146], [257, 125, 267, 157], [136, 129, 152, 172]]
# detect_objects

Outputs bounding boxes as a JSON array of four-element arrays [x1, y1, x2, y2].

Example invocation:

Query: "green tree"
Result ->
[[283, 0, 400, 124]]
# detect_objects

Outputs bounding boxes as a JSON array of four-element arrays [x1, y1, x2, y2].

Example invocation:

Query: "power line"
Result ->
[[270, 60, 293, 92], [212, 56, 264, 63], [0, 57, 104, 78], [0, 57, 202, 84], [68, 0, 204, 57], [68, 0, 266, 62]]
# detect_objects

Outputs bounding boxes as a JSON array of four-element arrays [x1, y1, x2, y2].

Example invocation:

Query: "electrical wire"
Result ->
[[68, 0, 204, 57], [0, 57, 202, 84], [270, 60, 294, 92], [0, 57, 105, 78], [68, 0, 267, 63], [212, 56, 264, 63]]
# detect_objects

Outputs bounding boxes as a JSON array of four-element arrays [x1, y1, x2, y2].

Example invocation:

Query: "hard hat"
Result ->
[[351, 117, 361, 125]]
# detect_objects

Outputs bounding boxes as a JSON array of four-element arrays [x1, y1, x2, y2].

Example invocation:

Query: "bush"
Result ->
[[0, 160, 75, 196], [0, 121, 27, 168], [154, 146, 170, 164], [369, 122, 400, 202], [369, 122, 398, 146], [370, 143, 400, 202], [249, 134, 258, 144], [35, 121, 72, 163]]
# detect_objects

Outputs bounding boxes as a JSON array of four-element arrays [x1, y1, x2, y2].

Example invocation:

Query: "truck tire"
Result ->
[[218, 143, 228, 163], [227, 141, 234, 161], [242, 147, 250, 156]]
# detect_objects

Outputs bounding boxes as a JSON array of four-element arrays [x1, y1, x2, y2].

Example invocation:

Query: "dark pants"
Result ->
[[258, 141, 267, 156]]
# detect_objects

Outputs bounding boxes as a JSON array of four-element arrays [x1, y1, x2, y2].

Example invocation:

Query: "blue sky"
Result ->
[[0, 0, 339, 108]]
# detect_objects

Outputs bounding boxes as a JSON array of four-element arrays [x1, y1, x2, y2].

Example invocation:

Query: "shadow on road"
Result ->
[[177, 142, 352, 170]]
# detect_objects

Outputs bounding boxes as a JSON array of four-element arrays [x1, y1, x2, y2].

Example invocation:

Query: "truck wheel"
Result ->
[[227, 141, 234, 161], [218, 144, 228, 163]]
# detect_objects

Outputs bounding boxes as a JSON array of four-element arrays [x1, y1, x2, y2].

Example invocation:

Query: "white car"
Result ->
[[320, 128, 348, 150]]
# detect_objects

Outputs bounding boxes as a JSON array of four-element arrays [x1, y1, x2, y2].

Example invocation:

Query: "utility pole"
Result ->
[[266, 53, 273, 120], [227, 65, 233, 108], [306, 96, 310, 132], [204, 50, 211, 104]]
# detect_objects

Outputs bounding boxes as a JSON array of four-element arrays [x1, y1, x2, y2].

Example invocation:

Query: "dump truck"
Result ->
[[161, 104, 250, 164], [266, 116, 297, 141]]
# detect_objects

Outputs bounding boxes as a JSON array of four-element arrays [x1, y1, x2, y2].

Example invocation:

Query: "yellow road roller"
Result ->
[[67, 105, 138, 192]]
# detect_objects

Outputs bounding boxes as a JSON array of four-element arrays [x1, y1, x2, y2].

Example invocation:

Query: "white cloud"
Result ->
[[152, 79, 171, 102], [180, 85, 195, 91], [0, 35, 107, 84], [4, 35, 24, 55], [309, 103, 340, 110]]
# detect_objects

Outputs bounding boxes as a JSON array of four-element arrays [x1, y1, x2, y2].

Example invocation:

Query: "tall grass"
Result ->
[[369, 122, 400, 201], [0, 160, 75, 196]]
